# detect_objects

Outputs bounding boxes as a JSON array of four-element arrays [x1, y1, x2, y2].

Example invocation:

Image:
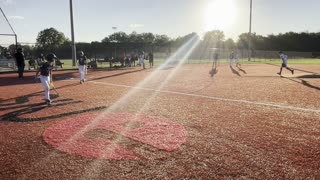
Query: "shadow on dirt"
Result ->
[[237, 66, 247, 74], [0, 71, 78, 87], [209, 68, 218, 77], [230, 65, 241, 76], [296, 74, 320, 79], [280, 76, 320, 91], [266, 63, 320, 91], [0, 68, 145, 87], [0, 82, 80, 104], [266, 63, 320, 75], [0, 97, 107, 122], [88, 69, 145, 82]]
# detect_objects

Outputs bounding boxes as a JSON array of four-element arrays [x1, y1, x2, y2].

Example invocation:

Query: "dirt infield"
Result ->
[[1, 64, 320, 179]]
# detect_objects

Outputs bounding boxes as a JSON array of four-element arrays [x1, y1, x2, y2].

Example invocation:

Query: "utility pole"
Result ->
[[69, 0, 76, 66], [248, 0, 252, 61], [112, 27, 117, 58]]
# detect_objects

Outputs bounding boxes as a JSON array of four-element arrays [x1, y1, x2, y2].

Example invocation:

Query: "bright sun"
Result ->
[[204, 0, 236, 31]]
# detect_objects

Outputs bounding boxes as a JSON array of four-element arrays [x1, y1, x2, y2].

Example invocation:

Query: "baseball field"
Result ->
[[0, 63, 319, 179]]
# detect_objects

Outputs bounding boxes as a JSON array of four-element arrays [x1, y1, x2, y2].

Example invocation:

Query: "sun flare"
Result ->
[[204, 0, 236, 31]]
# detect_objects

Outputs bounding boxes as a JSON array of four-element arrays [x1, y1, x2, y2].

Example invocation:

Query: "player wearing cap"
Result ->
[[35, 53, 56, 105], [77, 51, 87, 84], [139, 51, 145, 69], [278, 51, 294, 76]]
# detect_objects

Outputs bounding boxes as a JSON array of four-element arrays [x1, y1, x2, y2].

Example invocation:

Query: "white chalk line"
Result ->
[[77, 80, 320, 114]]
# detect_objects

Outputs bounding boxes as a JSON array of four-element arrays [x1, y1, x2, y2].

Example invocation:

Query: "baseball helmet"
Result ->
[[79, 51, 84, 56], [46, 53, 57, 62]]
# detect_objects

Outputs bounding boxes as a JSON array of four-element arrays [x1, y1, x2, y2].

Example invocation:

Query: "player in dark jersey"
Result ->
[[35, 53, 56, 105], [14, 47, 25, 79], [148, 52, 154, 68], [77, 51, 87, 84]]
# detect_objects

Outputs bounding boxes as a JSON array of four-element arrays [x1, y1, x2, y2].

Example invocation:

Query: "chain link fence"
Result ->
[[1, 48, 319, 72], [153, 48, 318, 65]]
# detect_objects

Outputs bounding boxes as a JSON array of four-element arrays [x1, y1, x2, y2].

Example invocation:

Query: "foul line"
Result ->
[[85, 81, 320, 113]]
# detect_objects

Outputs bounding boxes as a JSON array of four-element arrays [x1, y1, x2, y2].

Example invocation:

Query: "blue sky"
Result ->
[[1, 0, 320, 46]]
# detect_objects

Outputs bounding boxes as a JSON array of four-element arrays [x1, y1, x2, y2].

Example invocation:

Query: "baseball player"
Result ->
[[148, 52, 154, 68], [278, 51, 294, 75], [235, 52, 241, 67], [14, 47, 25, 79], [210, 52, 219, 76], [35, 53, 56, 106], [139, 51, 145, 69], [229, 51, 234, 66], [213, 52, 219, 69], [37, 53, 45, 67], [77, 51, 87, 84]]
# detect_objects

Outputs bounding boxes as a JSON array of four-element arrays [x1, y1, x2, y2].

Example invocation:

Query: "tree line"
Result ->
[[1, 27, 320, 59]]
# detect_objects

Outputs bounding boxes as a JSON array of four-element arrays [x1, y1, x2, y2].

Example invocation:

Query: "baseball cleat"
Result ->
[[45, 99, 52, 106]]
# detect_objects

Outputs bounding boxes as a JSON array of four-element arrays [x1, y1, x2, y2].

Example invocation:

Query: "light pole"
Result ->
[[248, 0, 252, 61], [69, 0, 76, 66], [112, 27, 117, 58]]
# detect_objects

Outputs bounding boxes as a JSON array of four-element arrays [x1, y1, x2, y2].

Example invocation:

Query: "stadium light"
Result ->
[[69, 0, 77, 66], [248, 0, 252, 61]]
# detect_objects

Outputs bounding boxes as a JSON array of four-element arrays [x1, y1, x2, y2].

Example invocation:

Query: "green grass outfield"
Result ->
[[184, 58, 320, 65], [1, 58, 319, 72], [156, 58, 320, 65], [239, 58, 320, 65]]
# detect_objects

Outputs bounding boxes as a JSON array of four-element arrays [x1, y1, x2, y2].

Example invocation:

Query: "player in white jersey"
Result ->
[[278, 51, 294, 75], [139, 51, 145, 69]]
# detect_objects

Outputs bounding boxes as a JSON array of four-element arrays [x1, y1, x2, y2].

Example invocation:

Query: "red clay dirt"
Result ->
[[0, 64, 320, 179], [43, 112, 187, 160]]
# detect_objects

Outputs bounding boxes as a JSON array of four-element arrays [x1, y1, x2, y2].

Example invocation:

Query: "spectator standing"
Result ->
[[14, 47, 25, 79]]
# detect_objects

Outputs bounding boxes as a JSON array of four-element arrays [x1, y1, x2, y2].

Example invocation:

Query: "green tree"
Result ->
[[173, 32, 198, 47], [21, 45, 34, 58], [237, 33, 249, 49], [203, 30, 224, 42], [140, 32, 155, 45], [223, 38, 236, 50], [202, 30, 225, 49], [128, 31, 137, 42], [128, 31, 144, 43], [107, 32, 129, 43], [154, 34, 170, 46], [0, 45, 4, 55], [36, 27, 67, 52], [101, 37, 110, 43], [8, 44, 19, 54], [237, 33, 266, 50]]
